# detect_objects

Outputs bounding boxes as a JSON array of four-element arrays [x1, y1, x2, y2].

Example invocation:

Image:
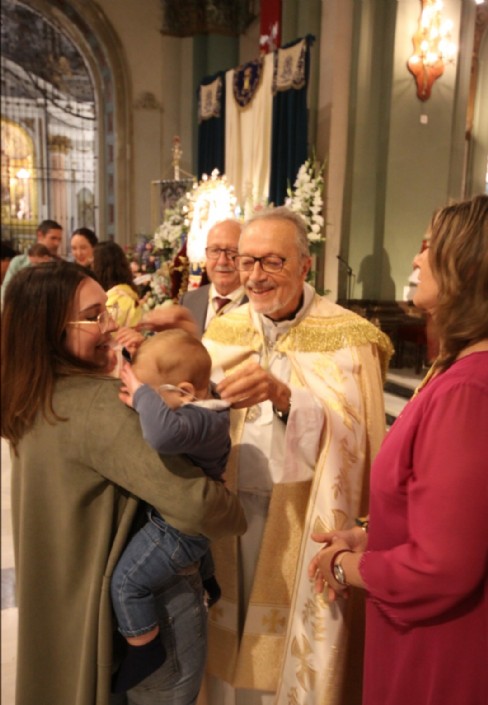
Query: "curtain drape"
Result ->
[[196, 36, 314, 209], [197, 71, 226, 179], [225, 52, 274, 207], [268, 35, 314, 206]]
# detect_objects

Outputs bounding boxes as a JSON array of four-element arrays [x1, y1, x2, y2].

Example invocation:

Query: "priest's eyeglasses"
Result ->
[[234, 255, 287, 273], [205, 247, 238, 260], [67, 303, 119, 333]]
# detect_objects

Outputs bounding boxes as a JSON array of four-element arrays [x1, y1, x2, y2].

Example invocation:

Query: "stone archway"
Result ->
[[5, 0, 133, 244]]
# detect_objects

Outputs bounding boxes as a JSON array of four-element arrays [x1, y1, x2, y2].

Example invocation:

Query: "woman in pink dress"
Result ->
[[309, 193, 488, 705]]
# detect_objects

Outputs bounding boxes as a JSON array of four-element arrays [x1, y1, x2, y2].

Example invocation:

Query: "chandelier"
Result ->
[[407, 0, 457, 101]]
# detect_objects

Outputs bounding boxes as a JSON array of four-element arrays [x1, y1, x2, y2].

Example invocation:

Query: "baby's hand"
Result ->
[[118, 384, 133, 408], [118, 361, 143, 407]]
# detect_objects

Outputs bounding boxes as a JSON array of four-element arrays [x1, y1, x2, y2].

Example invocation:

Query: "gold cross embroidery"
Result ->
[[262, 608, 287, 634]]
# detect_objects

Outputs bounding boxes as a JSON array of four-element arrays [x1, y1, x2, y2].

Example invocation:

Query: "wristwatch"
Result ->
[[331, 549, 352, 586], [333, 562, 347, 586]]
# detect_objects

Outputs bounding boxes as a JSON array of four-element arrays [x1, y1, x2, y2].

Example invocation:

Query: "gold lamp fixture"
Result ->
[[407, 0, 457, 101]]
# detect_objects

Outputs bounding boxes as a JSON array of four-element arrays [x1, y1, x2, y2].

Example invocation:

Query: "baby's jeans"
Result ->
[[111, 509, 210, 637]]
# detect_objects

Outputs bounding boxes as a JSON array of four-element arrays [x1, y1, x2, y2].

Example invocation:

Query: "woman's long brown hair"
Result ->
[[1, 260, 103, 448], [93, 240, 140, 298], [429, 193, 488, 372]]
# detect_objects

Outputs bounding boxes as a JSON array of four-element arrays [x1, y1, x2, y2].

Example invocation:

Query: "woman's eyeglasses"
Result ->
[[67, 303, 119, 333]]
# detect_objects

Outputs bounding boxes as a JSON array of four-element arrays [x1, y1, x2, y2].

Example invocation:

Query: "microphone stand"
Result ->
[[337, 254, 354, 300]]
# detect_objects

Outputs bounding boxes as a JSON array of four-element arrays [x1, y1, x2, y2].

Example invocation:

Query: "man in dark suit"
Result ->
[[180, 219, 247, 336]]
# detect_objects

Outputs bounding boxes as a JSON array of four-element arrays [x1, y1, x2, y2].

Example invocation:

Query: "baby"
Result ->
[[27, 243, 52, 264], [111, 329, 230, 693]]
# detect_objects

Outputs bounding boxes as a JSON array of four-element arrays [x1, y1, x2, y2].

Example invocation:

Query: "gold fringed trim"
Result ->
[[205, 310, 394, 379], [204, 311, 261, 349]]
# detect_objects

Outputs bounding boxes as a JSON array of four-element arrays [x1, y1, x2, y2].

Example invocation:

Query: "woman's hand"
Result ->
[[308, 527, 368, 600], [216, 362, 291, 412], [311, 527, 368, 553], [118, 361, 143, 408], [308, 538, 350, 601]]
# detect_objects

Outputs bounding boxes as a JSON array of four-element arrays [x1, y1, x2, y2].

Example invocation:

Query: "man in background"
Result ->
[[202, 207, 392, 705], [1, 219, 63, 300], [1, 241, 18, 284], [180, 219, 247, 336]]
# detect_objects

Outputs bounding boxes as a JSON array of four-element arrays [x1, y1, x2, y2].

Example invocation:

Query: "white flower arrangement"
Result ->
[[242, 191, 270, 222], [137, 194, 192, 311], [286, 156, 325, 246], [140, 262, 174, 312], [153, 195, 190, 257]]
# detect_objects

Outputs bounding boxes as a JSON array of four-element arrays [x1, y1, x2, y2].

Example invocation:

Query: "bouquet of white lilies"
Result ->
[[286, 156, 325, 247]]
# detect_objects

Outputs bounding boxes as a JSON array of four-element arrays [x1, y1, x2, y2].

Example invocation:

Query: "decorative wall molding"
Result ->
[[467, 4, 488, 134], [134, 91, 163, 111], [160, 0, 257, 37]]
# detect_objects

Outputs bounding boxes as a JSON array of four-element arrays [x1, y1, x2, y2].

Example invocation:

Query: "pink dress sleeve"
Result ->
[[360, 378, 488, 627]]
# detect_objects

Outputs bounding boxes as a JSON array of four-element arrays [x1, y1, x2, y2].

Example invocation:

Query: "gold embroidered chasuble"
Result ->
[[203, 293, 393, 704]]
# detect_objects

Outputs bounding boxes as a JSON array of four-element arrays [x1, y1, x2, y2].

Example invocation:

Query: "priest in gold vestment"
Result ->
[[202, 208, 392, 705]]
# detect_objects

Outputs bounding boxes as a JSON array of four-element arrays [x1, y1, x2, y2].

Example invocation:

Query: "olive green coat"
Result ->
[[10, 375, 246, 705]]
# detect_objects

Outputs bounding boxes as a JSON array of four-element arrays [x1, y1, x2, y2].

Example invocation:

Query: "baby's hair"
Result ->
[[28, 243, 51, 258], [133, 329, 211, 391]]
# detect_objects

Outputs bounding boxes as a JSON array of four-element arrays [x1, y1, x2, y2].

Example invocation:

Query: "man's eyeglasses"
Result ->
[[205, 247, 238, 260], [67, 303, 119, 333], [234, 255, 288, 273]]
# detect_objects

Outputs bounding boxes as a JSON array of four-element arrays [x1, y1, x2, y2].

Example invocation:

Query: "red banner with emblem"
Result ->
[[259, 0, 281, 53]]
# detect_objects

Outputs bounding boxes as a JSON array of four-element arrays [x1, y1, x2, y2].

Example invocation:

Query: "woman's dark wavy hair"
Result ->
[[71, 226, 98, 247], [1, 260, 105, 448], [429, 193, 488, 372], [93, 240, 139, 297]]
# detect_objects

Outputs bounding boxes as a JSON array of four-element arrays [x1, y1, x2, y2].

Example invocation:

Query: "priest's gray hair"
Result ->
[[242, 206, 310, 259]]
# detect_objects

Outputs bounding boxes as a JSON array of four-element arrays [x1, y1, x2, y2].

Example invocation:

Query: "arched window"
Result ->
[[0, 0, 132, 253]]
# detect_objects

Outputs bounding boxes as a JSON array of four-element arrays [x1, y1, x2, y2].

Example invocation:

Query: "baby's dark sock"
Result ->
[[111, 633, 166, 694], [203, 575, 222, 608]]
